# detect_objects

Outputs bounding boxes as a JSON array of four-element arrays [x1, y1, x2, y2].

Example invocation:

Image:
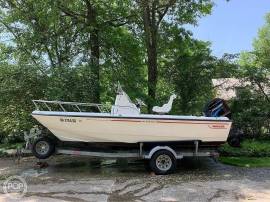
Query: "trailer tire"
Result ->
[[149, 150, 176, 175], [32, 137, 55, 159]]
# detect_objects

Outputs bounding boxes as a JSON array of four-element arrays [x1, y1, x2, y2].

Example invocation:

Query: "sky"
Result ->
[[188, 0, 270, 57]]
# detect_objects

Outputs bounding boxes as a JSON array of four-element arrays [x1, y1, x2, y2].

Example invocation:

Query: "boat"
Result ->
[[30, 85, 232, 174], [32, 85, 232, 145]]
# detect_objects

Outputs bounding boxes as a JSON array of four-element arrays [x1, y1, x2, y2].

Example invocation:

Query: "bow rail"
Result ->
[[32, 100, 110, 113]]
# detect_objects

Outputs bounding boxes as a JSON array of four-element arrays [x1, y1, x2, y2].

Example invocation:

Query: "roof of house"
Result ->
[[212, 78, 269, 100], [212, 78, 248, 100]]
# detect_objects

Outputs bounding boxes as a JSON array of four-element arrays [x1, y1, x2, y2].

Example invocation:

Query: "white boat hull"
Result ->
[[32, 111, 232, 144]]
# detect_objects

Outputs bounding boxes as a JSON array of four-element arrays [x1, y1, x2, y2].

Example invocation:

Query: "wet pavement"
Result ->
[[0, 156, 270, 201]]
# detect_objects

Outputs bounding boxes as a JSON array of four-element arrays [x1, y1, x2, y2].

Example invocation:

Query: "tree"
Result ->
[[56, 0, 138, 103], [0, 0, 218, 140], [239, 13, 270, 104], [57, 0, 102, 102], [0, 0, 136, 103], [236, 13, 270, 137], [158, 24, 216, 114], [136, 0, 213, 111], [0, 0, 145, 137], [0, 63, 47, 135]]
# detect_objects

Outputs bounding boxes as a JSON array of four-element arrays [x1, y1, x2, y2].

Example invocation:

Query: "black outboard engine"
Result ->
[[203, 98, 231, 118], [204, 98, 242, 147]]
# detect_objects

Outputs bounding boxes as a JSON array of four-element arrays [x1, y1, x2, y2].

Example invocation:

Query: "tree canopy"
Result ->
[[0, 0, 269, 140]]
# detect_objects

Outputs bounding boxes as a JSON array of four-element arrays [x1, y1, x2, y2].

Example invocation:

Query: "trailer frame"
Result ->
[[27, 131, 220, 174], [51, 140, 219, 160]]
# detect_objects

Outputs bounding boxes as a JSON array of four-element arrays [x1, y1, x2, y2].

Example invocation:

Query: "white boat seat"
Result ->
[[152, 94, 177, 114]]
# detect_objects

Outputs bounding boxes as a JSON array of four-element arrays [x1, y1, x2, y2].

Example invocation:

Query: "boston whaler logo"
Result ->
[[208, 124, 226, 129], [60, 118, 77, 123]]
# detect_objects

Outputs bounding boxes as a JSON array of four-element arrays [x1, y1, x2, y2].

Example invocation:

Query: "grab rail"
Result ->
[[32, 100, 110, 113]]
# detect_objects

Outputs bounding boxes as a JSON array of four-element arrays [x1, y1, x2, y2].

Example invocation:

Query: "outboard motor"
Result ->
[[203, 98, 231, 118], [204, 98, 242, 147]]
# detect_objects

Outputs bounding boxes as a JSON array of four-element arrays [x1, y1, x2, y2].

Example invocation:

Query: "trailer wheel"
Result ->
[[32, 137, 55, 159], [149, 150, 176, 175]]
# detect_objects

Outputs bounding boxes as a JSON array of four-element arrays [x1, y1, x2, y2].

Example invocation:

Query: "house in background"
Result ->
[[212, 78, 250, 100], [212, 78, 270, 100]]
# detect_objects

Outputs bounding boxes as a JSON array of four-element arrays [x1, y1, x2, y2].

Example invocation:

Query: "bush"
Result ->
[[0, 131, 5, 144], [219, 139, 270, 157], [3, 132, 25, 144], [230, 89, 270, 138]]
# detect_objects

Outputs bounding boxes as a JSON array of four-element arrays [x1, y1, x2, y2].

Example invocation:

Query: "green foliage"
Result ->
[[2, 0, 269, 144], [219, 140, 270, 157], [135, 0, 214, 110], [230, 90, 270, 137], [101, 26, 147, 103], [235, 13, 270, 138], [0, 0, 147, 139], [158, 25, 217, 114], [219, 157, 270, 168], [0, 142, 24, 157], [253, 13, 270, 68], [0, 142, 24, 150], [0, 0, 219, 141], [0, 64, 47, 136]]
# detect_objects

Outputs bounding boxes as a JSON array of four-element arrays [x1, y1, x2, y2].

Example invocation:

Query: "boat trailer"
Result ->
[[24, 128, 219, 175], [54, 141, 218, 159]]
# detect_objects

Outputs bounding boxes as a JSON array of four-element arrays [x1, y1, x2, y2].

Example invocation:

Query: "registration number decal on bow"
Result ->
[[60, 118, 77, 123]]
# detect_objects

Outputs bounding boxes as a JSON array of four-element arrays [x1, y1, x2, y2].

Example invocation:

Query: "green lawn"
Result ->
[[219, 139, 270, 157], [0, 142, 24, 150], [218, 139, 270, 167], [0, 142, 24, 156], [219, 157, 270, 168]]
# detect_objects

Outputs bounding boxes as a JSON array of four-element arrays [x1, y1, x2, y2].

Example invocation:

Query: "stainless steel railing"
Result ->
[[32, 100, 110, 113]]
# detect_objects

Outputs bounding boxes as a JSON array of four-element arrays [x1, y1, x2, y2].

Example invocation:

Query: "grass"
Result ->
[[219, 139, 270, 167], [0, 142, 24, 150], [219, 157, 270, 168], [0, 142, 24, 157], [219, 139, 270, 157]]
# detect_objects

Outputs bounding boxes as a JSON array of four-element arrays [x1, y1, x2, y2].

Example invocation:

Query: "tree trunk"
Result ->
[[142, 0, 158, 112], [146, 35, 158, 112], [86, 0, 100, 103], [90, 26, 100, 103]]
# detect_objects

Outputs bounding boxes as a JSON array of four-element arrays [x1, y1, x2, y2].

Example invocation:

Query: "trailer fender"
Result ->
[[144, 146, 183, 159]]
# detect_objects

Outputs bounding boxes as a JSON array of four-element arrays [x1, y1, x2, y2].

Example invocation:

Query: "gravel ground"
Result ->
[[0, 155, 270, 201]]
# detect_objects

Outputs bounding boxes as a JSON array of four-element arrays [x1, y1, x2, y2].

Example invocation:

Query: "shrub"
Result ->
[[219, 139, 270, 157], [230, 89, 270, 139]]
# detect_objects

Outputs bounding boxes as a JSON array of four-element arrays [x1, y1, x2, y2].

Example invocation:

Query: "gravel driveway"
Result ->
[[0, 156, 270, 201]]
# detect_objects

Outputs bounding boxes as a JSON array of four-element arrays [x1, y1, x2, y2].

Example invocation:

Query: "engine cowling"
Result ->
[[203, 98, 231, 118]]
